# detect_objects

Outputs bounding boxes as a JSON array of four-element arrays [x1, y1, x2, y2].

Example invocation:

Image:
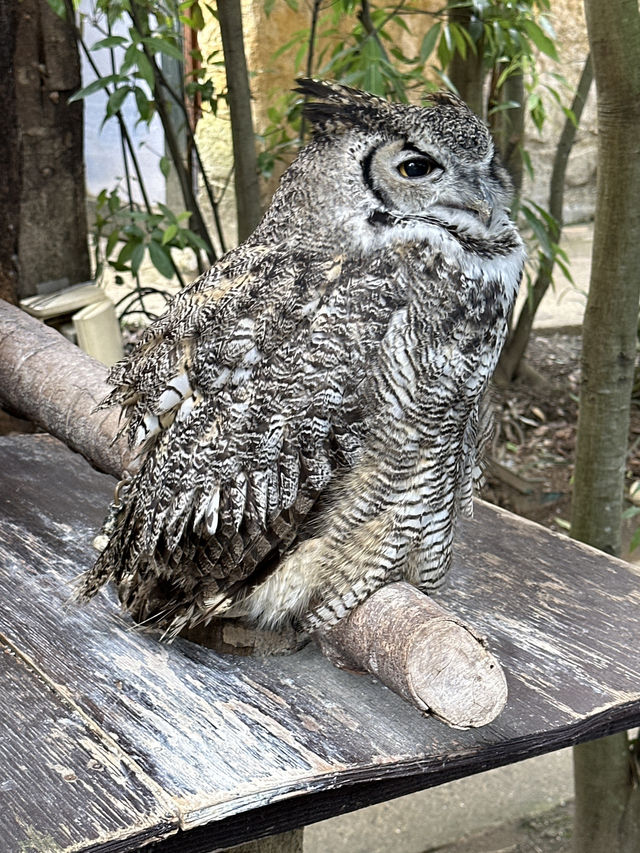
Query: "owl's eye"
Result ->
[[397, 157, 439, 179]]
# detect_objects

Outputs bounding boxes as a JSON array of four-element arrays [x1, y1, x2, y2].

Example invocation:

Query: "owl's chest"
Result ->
[[369, 261, 510, 421]]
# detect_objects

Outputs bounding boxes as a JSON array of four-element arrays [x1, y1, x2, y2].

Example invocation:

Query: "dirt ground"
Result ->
[[485, 332, 582, 533], [484, 331, 640, 557]]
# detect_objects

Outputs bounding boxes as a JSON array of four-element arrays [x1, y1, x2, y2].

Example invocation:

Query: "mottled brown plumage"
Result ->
[[79, 79, 524, 638]]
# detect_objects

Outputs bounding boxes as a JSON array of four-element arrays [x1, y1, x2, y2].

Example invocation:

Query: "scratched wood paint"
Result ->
[[0, 640, 177, 851], [2, 434, 640, 849]]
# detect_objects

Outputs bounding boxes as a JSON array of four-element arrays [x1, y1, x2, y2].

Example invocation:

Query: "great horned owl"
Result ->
[[80, 79, 524, 638]]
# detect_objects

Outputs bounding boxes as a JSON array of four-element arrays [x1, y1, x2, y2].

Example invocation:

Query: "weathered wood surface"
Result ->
[[2, 434, 640, 852], [0, 639, 177, 851]]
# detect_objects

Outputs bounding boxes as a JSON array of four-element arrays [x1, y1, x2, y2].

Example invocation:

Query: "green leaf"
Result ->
[[190, 2, 205, 29], [143, 37, 185, 62], [157, 202, 175, 220], [106, 229, 121, 257], [161, 224, 178, 244], [555, 256, 574, 285], [437, 29, 453, 68], [107, 192, 121, 214], [116, 240, 137, 266], [123, 223, 145, 240], [622, 506, 640, 520], [449, 23, 467, 59], [420, 23, 441, 63], [121, 43, 137, 75], [264, 0, 276, 14], [148, 240, 175, 278], [134, 86, 153, 122], [106, 86, 130, 117], [271, 30, 307, 60], [136, 51, 156, 91], [521, 204, 552, 258], [182, 229, 210, 252], [68, 74, 121, 103], [159, 155, 171, 178], [521, 147, 534, 181], [131, 241, 145, 276], [90, 35, 128, 51], [629, 526, 640, 553], [523, 19, 559, 61], [487, 99, 521, 117]]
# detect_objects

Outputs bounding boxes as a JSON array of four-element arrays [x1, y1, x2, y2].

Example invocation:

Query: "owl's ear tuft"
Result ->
[[294, 77, 388, 135]]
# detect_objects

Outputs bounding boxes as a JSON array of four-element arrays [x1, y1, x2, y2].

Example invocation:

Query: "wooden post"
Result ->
[[0, 299, 508, 726], [224, 829, 303, 853]]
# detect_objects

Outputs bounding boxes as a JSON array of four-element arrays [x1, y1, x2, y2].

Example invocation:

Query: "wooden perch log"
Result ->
[[0, 300, 126, 478], [0, 299, 508, 726], [318, 583, 507, 728]]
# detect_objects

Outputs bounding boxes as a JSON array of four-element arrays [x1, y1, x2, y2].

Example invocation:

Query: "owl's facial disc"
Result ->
[[362, 138, 499, 229]]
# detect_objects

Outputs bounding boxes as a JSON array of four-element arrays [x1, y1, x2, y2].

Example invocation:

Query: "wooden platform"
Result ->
[[2, 433, 640, 852]]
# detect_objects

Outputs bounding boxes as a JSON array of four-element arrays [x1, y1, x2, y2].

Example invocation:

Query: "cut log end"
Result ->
[[406, 620, 507, 728], [316, 583, 507, 728]]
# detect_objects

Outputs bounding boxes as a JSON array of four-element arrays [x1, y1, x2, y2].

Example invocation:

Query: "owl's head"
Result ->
[[260, 79, 515, 254]]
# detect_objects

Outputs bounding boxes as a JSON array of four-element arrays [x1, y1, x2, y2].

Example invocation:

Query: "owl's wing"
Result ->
[[454, 393, 494, 518], [81, 243, 397, 634]]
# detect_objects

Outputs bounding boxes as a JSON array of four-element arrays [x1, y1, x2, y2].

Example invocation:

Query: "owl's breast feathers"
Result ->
[[81, 233, 520, 636]]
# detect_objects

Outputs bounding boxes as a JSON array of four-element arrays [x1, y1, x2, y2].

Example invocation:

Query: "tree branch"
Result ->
[[496, 55, 593, 385], [216, 0, 262, 242]]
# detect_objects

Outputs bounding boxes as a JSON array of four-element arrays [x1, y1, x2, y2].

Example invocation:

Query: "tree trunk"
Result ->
[[571, 4, 640, 556], [571, 0, 640, 849], [490, 70, 525, 198], [573, 734, 640, 853], [14, 0, 91, 297], [216, 0, 262, 243], [496, 55, 593, 385], [0, 0, 20, 304], [447, 6, 485, 118]]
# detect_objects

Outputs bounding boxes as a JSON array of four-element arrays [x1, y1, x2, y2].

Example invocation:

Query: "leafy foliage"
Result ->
[[50, 0, 229, 316]]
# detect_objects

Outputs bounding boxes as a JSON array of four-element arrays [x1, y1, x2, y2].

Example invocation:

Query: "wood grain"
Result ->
[[318, 582, 507, 727], [2, 434, 640, 851], [0, 639, 176, 852]]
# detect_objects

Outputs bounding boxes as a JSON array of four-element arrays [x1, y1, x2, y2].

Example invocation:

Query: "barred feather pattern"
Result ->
[[79, 79, 524, 638]]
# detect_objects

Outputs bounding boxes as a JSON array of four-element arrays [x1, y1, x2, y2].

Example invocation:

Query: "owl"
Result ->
[[80, 79, 524, 639]]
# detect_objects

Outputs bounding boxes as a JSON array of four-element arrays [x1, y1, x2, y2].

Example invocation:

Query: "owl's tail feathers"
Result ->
[[73, 537, 119, 603]]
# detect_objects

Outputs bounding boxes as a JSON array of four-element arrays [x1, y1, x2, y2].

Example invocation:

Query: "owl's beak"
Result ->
[[467, 198, 493, 226]]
